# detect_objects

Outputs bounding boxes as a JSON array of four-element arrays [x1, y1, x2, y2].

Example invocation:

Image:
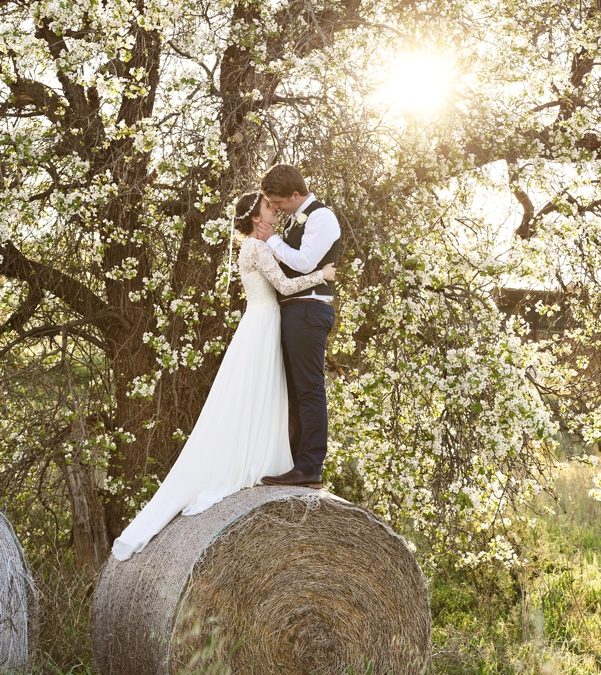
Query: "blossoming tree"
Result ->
[[0, 0, 600, 570]]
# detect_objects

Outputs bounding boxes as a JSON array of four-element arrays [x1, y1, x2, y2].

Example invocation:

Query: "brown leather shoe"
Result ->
[[261, 468, 322, 489]]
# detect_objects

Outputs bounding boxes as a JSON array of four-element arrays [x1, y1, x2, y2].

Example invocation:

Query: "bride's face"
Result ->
[[255, 197, 278, 225]]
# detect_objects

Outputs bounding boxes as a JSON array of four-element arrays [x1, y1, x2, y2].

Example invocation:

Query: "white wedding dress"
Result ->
[[111, 237, 326, 561]]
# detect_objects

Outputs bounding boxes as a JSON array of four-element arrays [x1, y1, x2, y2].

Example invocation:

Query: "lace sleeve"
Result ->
[[252, 240, 326, 295]]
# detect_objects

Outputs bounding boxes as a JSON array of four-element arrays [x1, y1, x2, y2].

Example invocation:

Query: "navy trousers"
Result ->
[[280, 300, 335, 473]]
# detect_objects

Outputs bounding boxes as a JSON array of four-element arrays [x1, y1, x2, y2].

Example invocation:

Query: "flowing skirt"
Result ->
[[111, 302, 293, 561]]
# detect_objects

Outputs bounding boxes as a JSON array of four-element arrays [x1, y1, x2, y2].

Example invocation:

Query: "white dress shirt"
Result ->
[[266, 193, 341, 302]]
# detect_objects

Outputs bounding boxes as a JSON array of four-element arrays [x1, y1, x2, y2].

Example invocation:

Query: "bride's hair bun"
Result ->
[[234, 192, 262, 235]]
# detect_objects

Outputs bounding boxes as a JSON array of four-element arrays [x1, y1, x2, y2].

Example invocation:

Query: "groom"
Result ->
[[257, 164, 341, 489]]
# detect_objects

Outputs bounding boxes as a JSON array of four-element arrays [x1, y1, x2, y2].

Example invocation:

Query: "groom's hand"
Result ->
[[256, 220, 275, 241]]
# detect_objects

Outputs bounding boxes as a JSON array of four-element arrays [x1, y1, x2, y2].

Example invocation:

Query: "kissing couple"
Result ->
[[112, 164, 341, 561]]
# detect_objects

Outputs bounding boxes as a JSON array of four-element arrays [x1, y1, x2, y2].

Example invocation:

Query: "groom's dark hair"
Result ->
[[261, 164, 308, 198]]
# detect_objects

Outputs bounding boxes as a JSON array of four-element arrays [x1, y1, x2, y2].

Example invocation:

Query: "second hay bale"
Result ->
[[0, 511, 37, 672]]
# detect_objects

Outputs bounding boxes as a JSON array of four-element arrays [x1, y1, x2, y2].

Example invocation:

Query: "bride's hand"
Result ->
[[321, 262, 336, 281]]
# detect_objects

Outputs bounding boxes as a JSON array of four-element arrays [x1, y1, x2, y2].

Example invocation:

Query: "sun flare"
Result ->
[[369, 50, 456, 118]]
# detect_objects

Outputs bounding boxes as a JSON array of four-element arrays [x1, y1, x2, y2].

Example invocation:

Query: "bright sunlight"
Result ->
[[369, 50, 457, 118]]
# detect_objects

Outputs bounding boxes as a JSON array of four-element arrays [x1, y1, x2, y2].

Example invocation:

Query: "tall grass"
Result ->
[[430, 460, 601, 674], [28, 548, 95, 674]]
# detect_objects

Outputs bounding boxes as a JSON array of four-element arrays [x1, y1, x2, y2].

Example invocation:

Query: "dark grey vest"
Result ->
[[278, 200, 340, 301]]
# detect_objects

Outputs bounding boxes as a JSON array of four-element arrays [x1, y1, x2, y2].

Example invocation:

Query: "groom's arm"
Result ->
[[262, 209, 340, 274]]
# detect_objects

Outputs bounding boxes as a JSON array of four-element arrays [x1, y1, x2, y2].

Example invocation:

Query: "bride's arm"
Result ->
[[254, 241, 325, 295]]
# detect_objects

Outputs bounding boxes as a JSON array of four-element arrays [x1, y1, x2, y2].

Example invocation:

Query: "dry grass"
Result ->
[[28, 554, 95, 674]]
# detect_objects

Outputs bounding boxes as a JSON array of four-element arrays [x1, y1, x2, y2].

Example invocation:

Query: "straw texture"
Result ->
[[93, 487, 430, 674], [0, 512, 37, 672]]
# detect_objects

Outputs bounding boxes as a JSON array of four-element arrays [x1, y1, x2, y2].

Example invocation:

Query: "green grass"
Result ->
[[429, 460, 601, 674]]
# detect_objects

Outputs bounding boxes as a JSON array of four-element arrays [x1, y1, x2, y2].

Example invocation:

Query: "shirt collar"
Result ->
[[294, 193, 315, 217]]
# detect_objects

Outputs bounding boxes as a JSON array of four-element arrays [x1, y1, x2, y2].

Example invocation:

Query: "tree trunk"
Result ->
[[58, 456, 110, 570]]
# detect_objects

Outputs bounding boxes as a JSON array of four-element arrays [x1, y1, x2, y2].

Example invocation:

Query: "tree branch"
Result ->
[[35, 19, 105, 154], [2, 78, 64, 123], [511, 181, 601, 241], [166, 40, 220, 96], [508, 164, 536, 239], [0, 284, 44, 336], [0, 321, 106, 359], [0, 240, 129, 332]]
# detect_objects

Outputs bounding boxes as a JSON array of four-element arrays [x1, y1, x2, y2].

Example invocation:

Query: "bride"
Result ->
[[111, 191, 336, 561]]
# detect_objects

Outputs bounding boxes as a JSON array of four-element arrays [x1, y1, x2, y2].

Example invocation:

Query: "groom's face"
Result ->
[[266, 192, 303, 216]]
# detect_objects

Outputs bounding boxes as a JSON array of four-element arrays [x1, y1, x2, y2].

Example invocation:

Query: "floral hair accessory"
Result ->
[[234, 192, 261, 220]]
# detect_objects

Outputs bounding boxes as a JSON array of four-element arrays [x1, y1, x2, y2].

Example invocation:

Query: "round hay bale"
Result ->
[[93, 487, 430, 674], [0, 512, 37, 672]]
